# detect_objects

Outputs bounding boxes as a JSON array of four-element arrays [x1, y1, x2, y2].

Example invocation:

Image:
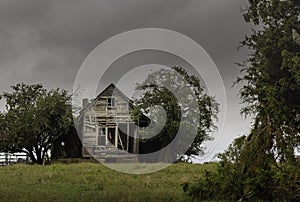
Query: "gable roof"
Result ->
[[77, 83, 149, 126], [79, 83, 133, 113], [94, 83, 134, 106]]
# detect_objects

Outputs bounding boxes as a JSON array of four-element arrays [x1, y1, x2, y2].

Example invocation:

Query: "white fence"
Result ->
[[0, 152, 28, 165]]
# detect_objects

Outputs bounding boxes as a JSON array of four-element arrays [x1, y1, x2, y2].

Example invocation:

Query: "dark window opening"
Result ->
[[107, 98, 115, 107]]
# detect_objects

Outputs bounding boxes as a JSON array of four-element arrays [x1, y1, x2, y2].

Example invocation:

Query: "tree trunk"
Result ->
[[24, 148, 37, 164], [34, 146, 44, 165]]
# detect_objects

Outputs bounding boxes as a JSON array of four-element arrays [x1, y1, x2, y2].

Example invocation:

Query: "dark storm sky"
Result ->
[[0, 0, 253, 160]]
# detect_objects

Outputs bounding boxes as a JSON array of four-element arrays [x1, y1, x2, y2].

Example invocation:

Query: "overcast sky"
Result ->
[[0, 0, 254, 161]]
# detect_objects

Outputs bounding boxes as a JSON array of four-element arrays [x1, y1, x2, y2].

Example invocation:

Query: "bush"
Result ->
[[184, 136, 300, 201]]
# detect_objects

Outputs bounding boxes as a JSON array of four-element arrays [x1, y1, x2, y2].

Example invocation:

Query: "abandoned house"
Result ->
[[78, 83, 148, 162]]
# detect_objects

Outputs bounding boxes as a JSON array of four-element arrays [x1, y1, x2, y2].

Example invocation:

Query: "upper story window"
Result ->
[[107, 98, 115, 107]]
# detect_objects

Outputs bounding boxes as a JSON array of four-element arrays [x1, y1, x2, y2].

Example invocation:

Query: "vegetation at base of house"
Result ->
[[0, 162, 216, 202], [184, 0, 300, 201]]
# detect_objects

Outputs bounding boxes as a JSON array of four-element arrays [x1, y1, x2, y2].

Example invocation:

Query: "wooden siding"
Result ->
[[81, 84, 141, 161]]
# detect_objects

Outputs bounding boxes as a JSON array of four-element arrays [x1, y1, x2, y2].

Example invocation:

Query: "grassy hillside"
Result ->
[[0, 162, 216, 202]]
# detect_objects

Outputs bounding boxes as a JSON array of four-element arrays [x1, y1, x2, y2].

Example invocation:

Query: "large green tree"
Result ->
[[133, 66, 218, 162], [185, 0, 300, 201], [0, 83, 73, 165], [239, 0, 300, 163]]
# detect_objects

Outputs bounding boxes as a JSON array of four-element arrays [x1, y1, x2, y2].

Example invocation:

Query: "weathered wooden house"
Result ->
[[79, 83, 148, 162]]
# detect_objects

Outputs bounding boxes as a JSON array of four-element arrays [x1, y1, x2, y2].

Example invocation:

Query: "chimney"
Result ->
[[82, 98, 89, 109]]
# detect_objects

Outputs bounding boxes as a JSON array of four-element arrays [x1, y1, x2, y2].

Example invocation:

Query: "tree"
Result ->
[[0, 83, 73, 165], [185, 0, 300, 201], [0, 111, 9, 152], [239, 0, 300, 163], [132, 66, 219, 162]]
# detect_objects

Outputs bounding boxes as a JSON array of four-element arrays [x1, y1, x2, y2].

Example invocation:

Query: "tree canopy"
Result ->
[[239, 0, 300, 162], [132, 66, 219, 162], [0, 83, 73, 165], [185, 0, 300, 201]]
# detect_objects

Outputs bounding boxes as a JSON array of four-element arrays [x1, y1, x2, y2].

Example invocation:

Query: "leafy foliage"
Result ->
[[132, 66, 219, 162], [185, 136, 300, 201], [183, 137, 247, 201], [185, 0, 300, 201], [237, 0, 300, 164], [0, 83, 73, 164]]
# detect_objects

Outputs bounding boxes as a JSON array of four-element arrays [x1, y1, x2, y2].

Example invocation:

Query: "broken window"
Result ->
[[107, 98, 115, 107]]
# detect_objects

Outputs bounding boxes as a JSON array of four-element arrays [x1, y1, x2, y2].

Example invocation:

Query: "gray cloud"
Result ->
[[0, 0, 252, 157]]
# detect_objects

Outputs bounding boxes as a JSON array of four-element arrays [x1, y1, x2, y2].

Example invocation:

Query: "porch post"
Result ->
[[115, 126, 118, 147], [105, 127, 108, 146]]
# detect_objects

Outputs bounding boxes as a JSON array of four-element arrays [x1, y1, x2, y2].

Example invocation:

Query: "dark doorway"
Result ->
[[107, 128, 116, 145], [118, 123, 128, 150]]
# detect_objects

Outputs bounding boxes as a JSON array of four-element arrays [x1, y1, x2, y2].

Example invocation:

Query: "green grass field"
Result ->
[[0, 162, 216, 202]]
